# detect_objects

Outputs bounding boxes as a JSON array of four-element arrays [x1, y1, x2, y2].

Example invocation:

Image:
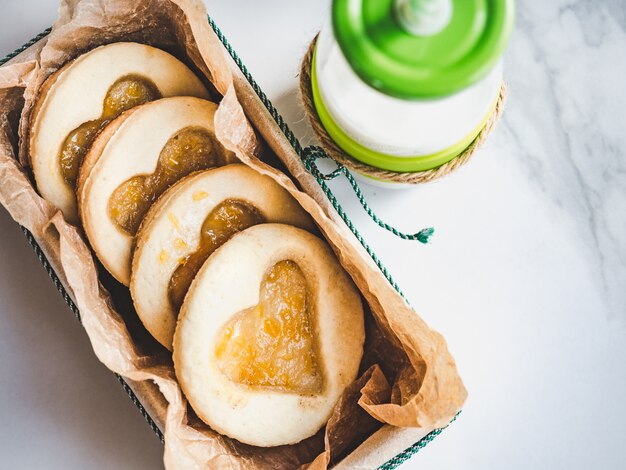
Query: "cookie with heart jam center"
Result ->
[[174, 223, 364, 447]]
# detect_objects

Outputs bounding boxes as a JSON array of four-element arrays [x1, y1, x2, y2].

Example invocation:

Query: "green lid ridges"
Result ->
[[332, 0, 514, 99]]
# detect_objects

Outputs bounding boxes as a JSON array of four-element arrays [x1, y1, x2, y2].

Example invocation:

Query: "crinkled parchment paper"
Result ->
[[0, 0, 467, 468]]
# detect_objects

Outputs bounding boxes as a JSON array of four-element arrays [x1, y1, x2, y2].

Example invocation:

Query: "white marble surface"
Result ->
[[1, 0, 625, 469]]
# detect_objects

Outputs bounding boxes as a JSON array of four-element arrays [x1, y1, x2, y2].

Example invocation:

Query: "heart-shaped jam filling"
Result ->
[[168, 199, 265, 311], [214, 260, 323, 394], [60, 74, 161, 188], [108, 127, 222, 235]]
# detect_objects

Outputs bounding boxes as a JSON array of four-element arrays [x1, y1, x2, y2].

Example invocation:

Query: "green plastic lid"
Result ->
[[332, 0, 514, 99]]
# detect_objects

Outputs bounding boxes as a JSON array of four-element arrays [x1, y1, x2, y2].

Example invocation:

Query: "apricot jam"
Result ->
[[59, 75, 161, 188], [214, 260, 323, 394], [108, 127, 220, 235], [168, 200, 265, 311]]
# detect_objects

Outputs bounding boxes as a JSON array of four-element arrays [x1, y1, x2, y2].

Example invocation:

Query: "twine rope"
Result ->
[[299, 35, 507, 184]]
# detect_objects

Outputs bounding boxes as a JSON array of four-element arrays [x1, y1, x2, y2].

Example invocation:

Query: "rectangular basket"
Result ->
[[0, 16, 456, 470]]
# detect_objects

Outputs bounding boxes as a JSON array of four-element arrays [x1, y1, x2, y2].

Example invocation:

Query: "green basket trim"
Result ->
[[2, 32, 167, 446], [19, 227, 166, 442], [0, 28, 51, 63], [377, 411, 460, 469]]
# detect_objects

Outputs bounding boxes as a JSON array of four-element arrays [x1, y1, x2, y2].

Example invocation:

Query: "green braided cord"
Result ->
[[0, 28, 51, 65], [207, 15, 432, 303], [302, 146, 434, 243], [302, 154, 408, 299]]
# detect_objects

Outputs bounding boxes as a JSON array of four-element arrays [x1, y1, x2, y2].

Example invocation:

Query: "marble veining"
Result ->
[[500, 0, 626, 318]]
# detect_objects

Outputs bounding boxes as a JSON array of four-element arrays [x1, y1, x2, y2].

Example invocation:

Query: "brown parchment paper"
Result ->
[[0, 0, 467, 468]]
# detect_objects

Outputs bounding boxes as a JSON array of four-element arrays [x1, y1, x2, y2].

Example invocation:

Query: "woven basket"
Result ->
[[0, 20, 459, 470]]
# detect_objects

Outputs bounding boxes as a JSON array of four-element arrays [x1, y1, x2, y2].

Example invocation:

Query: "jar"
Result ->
[[311, 0, 514, 183]]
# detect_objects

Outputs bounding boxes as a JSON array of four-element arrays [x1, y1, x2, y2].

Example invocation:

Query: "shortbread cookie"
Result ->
[[78, 96, 232, 285], [29, 42, 209, 222], [174, 224, 364, 447], [131, 164, 315, 350]]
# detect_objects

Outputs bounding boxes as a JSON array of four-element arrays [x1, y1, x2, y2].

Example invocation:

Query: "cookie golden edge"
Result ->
[[173, 223, 365, 447], [130, 164, 317, 350], [28, 42, 210, 224], [77, 96, 221, 286]]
